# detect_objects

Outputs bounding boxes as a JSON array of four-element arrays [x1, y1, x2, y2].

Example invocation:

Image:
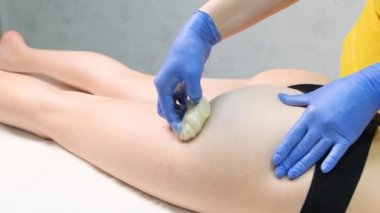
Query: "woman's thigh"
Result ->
[[45, 84, 314, 212]]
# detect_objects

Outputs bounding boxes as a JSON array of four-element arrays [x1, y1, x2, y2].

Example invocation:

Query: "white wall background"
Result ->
[[0, 0, 365, 78]]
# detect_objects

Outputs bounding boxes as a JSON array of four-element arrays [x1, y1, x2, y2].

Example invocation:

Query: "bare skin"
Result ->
[[0, 31, 378, 212], [200, 0, 297, 39]]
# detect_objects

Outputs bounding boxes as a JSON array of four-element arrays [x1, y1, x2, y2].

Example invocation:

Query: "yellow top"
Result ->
[[340, 0, 380, 77]]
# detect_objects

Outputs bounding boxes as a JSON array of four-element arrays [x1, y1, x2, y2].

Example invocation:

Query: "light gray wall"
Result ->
[[0, 0, 365, 79]]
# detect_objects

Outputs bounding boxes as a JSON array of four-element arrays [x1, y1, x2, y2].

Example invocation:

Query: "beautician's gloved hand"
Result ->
[[154, 10, 221, 134], [273, 63, 380, 179]]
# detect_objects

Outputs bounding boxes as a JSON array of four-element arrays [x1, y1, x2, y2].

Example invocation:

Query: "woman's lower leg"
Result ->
[[0, 71, 68, 139], [0, 31, 157, 102]]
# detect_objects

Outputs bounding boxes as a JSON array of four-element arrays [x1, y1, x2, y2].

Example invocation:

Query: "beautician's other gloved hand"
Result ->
[[273, 63, 380, 179], [154, 10, 221, 134]]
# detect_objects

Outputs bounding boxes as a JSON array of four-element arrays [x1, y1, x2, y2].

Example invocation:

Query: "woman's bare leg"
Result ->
[[0, 31, 330, 104], [0, 70, 198, 210], [0, 71, 64, 139], [0, 31, 249, 102], [0, 31, 158, 102], [0, 71, 283, 212]]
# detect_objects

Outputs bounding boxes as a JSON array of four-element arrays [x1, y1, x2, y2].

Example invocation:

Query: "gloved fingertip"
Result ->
[[321, 162, 333, 173], [189, 94, 202, 105], [288, 168, 301, 179], [272, 153, 284, 166], [274, 166, 286, 178], [278, 93, 309, 106], [278, 93, 291, 104], [185, 80, 202, 105], [157, 105, 164, 118], [278, 93, 288, 99], [170, 121, 182, 135]]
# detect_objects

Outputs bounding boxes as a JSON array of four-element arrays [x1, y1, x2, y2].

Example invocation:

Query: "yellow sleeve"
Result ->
[[340, 0, 380, 77]]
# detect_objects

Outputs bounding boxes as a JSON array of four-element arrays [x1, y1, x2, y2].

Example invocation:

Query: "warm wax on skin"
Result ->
[[180, 97, 211, 141]]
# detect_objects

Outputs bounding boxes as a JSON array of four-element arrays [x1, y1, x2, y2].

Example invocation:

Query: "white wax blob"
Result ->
[[179, 97, 211, 141]]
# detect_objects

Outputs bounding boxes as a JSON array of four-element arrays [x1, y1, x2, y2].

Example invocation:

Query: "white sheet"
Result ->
[[0, 124, 192, 213]]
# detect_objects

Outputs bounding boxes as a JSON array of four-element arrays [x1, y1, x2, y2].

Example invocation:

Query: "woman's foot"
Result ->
[[0, 31, 28, 72]]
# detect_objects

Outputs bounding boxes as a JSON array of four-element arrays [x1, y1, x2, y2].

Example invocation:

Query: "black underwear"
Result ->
[[288, 84, 379, 213]]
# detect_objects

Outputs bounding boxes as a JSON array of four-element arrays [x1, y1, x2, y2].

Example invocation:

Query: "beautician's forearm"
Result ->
[[200, 0, 298, 39]]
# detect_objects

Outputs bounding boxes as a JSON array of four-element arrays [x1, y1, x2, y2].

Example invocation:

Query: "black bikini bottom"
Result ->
[[288, 84, 379, 213]]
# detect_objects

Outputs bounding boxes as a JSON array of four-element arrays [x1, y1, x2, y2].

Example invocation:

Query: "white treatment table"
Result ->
[[0, 124, 192, 213]]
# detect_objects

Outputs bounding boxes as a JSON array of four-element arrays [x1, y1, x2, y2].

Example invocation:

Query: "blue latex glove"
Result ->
[[273, 63, 380, 179], [154, 10, 221, 134]]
